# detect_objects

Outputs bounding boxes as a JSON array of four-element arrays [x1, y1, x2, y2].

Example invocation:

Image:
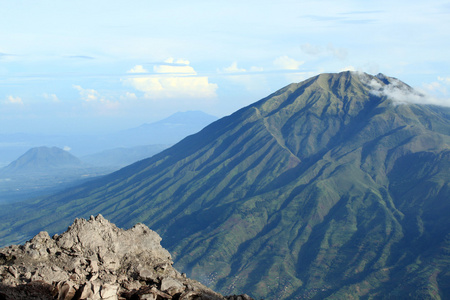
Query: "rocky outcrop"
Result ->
[[0, 215, 253, 300]]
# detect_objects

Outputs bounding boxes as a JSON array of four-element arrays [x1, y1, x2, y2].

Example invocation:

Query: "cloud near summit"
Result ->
[[123, 58, 217, 99], [363, 74, 450, 107]]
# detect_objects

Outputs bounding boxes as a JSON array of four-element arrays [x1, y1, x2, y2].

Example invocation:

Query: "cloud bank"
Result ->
[[361, 73, 450, 107], [124, 58, 217, 99]]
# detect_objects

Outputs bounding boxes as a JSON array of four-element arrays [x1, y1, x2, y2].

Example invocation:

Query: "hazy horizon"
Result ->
[[1, 1, 450, 135]]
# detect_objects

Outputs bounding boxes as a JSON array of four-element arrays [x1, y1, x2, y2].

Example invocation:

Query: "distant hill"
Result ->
[[0, 72, 449, 299], [0, 147, 109, 204], [1, 146, 82, 174]]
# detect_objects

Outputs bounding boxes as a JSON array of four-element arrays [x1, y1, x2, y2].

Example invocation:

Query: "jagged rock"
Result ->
[[160, 277, 185, 295], [78, 282, 94, 299], [100, 283, 119, 299], [55, 281, 77, 300], [0, 215, 253, 300], [7, 267, 18, 279]]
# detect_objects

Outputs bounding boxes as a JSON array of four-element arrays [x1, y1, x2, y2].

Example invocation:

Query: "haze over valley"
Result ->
[[0, 111, 217, 204]]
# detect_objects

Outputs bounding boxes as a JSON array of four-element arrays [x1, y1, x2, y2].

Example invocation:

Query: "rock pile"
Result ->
[[0, 215, 253, 300]]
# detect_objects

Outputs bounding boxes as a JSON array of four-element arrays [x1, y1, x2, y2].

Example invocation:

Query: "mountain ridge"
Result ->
[[0, 71, 449, 299]]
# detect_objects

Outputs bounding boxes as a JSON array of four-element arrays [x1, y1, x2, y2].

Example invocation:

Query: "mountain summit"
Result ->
[[1, 72, 449, 299]]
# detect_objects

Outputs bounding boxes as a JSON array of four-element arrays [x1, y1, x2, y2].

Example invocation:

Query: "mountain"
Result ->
[[0, 72, 449, 299], [0, 133, 66, 167], [0, 147, 109, 204], [1, 146, 82, 174]]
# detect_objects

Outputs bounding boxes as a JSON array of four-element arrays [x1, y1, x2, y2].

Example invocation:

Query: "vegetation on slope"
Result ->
[[0, 72, 449, 299]]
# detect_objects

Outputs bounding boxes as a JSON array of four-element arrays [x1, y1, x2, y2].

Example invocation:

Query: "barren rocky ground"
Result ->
[[0, 215, 253, 300]]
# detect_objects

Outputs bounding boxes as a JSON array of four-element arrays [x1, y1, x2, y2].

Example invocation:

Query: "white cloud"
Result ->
[[73, 85, 100, 102], [127, 65, 148, 74], [273, 56, 304, 70], [363, 75, 450, 107], [123, 59, 217, 99], [223, 62, 247, 73], [126, 76, 217, 98], [63, 146, 71, 151], [73, 85, 120, 111], [154, 58, 196, 74], [43, 93, 59, 102], [5, 95, 23, 105], [219, 62, 268, 91]]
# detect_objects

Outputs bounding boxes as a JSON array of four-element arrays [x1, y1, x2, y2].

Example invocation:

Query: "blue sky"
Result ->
[[1, 0, 450, 134]]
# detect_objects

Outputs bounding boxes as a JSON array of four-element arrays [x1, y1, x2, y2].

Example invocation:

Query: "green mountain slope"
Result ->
[[0, 72, 449, 299]]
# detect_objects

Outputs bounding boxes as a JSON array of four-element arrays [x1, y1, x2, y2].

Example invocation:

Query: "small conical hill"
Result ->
[[2, 146, 82, 174], [0, 72, 449, 299]]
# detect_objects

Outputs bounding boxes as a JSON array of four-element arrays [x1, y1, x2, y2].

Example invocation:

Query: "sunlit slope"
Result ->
[[1, 72, 449, 299]]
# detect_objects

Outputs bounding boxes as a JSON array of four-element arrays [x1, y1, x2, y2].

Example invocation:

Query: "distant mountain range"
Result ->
[[0, 111, 218, 165], [0, 72, 449, 299]]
